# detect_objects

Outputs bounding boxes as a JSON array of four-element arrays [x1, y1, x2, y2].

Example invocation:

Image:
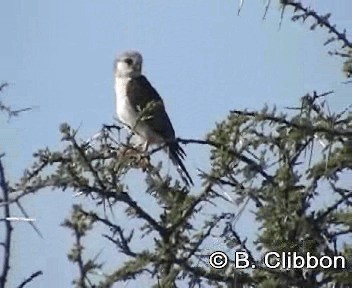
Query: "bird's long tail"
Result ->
[[168, 142, 194, 186]]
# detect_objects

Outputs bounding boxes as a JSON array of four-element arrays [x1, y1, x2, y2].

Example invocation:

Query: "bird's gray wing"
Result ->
[[126, 75, 175, 140], [126, 75, 193, 186]]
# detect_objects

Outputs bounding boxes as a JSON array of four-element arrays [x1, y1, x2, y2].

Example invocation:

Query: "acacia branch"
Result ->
[[231, 109, 352, 138], [74, 231, 88, 288], [283, 0, 352, 49], [79, 209, 137, 257], [177, 138, 276, 186]]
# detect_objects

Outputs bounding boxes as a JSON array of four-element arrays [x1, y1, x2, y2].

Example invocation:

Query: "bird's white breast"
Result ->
[[114, 77, 138, 127], [114, 76, 163, 144]]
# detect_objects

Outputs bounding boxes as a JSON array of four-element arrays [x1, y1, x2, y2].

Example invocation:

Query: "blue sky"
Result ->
[[1, 1, 351, 287]]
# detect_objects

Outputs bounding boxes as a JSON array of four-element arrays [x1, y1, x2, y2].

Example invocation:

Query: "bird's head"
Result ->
[[114, 50, 143, 78]]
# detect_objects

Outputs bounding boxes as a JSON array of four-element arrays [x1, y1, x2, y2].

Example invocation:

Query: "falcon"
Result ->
[[114, 50, 193, 186]]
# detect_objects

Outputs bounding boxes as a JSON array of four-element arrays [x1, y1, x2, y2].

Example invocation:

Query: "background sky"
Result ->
[[1, 1, 351, 287]]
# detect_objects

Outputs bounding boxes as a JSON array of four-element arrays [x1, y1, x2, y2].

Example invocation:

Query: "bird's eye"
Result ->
[[124, 58, 133, 65]]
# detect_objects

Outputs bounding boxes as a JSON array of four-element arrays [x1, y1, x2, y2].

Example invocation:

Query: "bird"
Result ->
[[114, 50, 193, 186]]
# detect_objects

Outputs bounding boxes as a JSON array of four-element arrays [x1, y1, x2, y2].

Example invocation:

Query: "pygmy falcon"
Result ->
[[114, 50, 193, 186]]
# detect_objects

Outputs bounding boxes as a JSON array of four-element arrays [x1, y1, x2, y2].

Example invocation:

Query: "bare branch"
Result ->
[[0, 156, 12, 288], [17, 271, 43, 288]]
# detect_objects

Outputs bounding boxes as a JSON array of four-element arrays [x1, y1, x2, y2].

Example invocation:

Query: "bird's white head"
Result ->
[[114, 50, 143, 78]]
